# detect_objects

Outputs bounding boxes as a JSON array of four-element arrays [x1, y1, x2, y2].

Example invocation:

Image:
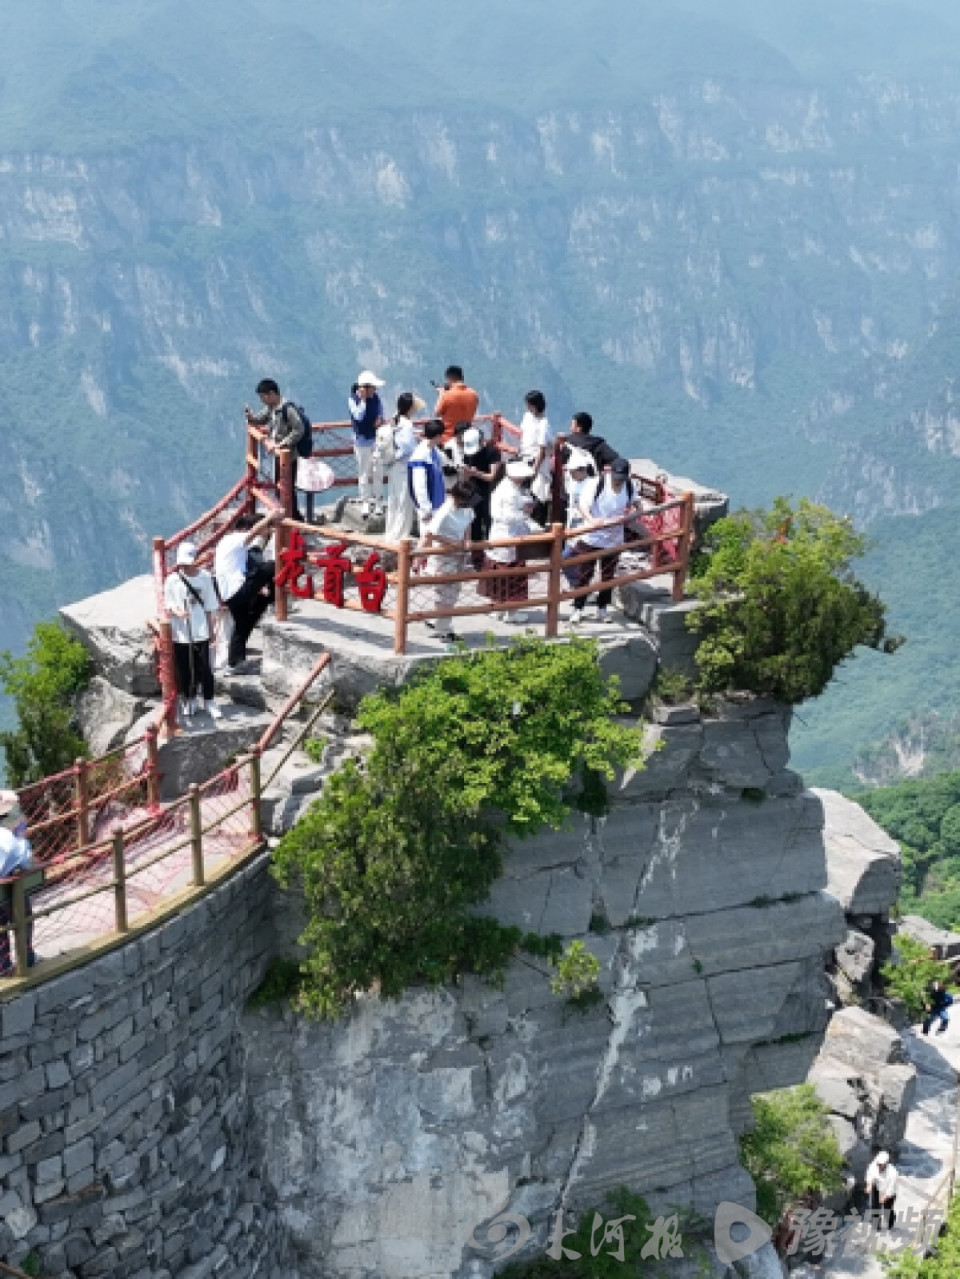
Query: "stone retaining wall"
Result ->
[[0, 855, 285, 1279]]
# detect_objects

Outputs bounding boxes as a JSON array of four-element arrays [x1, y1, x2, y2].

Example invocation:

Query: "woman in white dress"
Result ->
[[420, 480, 480, 644], [380, 392, 423, 543], [480, 459, 536, 621], [518, 389, 553, 523]]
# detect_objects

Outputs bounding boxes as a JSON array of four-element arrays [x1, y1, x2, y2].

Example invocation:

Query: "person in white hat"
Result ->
[[0, 791, 35, 976], [865, 1150, 898, 1230], [480, 459, 536, 622], [348, 370, 386, 517], [379, 391, 424, 542], [564, 449, 594, 532], [163, 540, 224, 723]]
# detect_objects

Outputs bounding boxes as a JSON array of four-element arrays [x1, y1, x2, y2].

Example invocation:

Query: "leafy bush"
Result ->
[[272, 638, 642, 1019], [0, 621, 92, 786], [740, 1083, 846, 1224], [689, 498, 900, 704], [880, 934, 952, 1021], [551, 940, 602, 999]]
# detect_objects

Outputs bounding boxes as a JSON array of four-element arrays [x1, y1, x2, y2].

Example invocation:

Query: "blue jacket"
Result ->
[[408, 442, 446, 512], [348, 393, 383, 444]]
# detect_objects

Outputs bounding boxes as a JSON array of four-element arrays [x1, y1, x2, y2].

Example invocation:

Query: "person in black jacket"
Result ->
[[922, 980, 953, 1035], [561, 412, 620, 475]]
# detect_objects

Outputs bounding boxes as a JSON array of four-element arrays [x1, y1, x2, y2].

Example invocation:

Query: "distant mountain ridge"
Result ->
[[5, 0, 960, 780]]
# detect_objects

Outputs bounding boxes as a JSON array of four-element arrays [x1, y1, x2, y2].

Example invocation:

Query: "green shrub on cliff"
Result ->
[[0, 621, 92, 786], [880, 934, 952, 1021], [740, 1084, 846, 1225], [272, 638, 642, 1019], [689, 498, 900, 704]]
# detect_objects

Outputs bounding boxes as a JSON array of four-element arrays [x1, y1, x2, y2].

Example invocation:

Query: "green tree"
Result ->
[[689, 498, 899, 704], [0, 622, 92, 786], [273, 638, 642, 1019], [740, 1084, 846, 1225], [880, 934, 952, 1021]]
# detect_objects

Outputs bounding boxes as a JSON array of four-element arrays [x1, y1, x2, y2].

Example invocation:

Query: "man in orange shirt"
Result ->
[[434, 365, 479, 444]]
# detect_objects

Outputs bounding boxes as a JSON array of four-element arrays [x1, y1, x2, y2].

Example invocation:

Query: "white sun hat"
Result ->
[[357, 370, 385, 388]]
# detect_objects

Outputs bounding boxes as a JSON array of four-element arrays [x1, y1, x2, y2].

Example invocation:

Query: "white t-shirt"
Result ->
[[0, 828, 32, 878], [215, 532, 249, 602], [428, 499, 474, 544], [580, 476, 631, 549], [519, 411, 552, 463], [164, 569, 220, 644], [865, 1158, 898, 1200]]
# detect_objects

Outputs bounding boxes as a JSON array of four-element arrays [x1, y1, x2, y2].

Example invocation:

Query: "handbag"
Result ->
[[212, 612, 234, 670]]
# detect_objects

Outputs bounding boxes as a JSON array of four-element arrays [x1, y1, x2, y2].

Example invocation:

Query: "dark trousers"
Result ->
[[571, 541, 621, 611], [0, 887, 35, 974], [172, 640, 214, 701], [923, 1008, 949, 1034], [869, 1186, 896, 1230], [471, 501, 492, 569], [275, 454, 304, 522], [226, 563, 275, 665]]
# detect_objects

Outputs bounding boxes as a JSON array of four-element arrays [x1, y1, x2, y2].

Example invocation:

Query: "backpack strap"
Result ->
[[177, 570, 205, 609]]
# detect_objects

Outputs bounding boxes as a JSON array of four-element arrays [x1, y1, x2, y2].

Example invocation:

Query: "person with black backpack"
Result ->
[[245, 378, 309, 521], [568, 457, 639, 626]]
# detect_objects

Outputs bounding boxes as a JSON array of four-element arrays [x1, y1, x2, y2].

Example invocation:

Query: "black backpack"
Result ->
[[286, 404, 313, 458]]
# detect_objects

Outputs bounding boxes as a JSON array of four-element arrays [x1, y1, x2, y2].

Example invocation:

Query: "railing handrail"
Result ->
[[257, 653, 331, 755]]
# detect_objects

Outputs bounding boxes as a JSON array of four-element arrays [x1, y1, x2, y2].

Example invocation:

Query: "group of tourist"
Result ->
[[162, 364, 643, 716]]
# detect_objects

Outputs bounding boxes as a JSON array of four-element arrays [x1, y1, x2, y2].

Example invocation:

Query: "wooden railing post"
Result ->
[[11, 876, 29, 978], [152, 535, 168, 620], [189, 784, 204, 887], [145, 726, 160, 809], [394, 538, 412, 655], [673, 491, 695, 603], [546, 523, 565, 638], [249, 751, 263, 843], [278, 448, 294, 520], [274, 520, 288, 623], [74, 757, 90, 850], [113, 830, 128, 934], [159, 620, 177, 734]]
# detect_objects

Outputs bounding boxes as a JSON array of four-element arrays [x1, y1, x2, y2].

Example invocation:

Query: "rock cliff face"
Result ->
[[242, 697, 846, 1278]]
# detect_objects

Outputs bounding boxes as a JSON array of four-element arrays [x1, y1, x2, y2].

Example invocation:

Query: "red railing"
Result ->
[[1, 654, 331, 983]]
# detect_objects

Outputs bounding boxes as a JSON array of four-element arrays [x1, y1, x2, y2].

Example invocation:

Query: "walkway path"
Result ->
[[801, 1023, 960, 1276]]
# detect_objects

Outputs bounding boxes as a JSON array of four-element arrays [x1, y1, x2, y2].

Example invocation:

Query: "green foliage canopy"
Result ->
[[739, 1083, 846, 1225], [880, 934, 952, 1021], [0, 622, 91, 787], [272, 638, 641, 1019], [689, 498, 899, 705]]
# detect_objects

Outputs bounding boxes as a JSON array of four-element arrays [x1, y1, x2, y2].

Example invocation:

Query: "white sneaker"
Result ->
[[568, 611, 584, 627], [181, 697, 194, 719], [208, 702, 224, 720]]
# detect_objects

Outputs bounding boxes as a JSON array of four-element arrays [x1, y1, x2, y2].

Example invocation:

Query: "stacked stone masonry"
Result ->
[[0, 856, 287, 1279]]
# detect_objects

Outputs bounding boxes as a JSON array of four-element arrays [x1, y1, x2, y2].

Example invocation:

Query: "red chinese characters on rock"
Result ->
[[274, 531, 387, 614]]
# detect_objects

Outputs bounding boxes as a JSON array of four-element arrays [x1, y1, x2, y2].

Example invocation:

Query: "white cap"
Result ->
[[565, 449, 593, 473], [176, 541, 197, 567], [462, 427, 483, 456], [506, 459, 535, 480], [877, 1151, 890, 1164], [357, 369, 385, 388]]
